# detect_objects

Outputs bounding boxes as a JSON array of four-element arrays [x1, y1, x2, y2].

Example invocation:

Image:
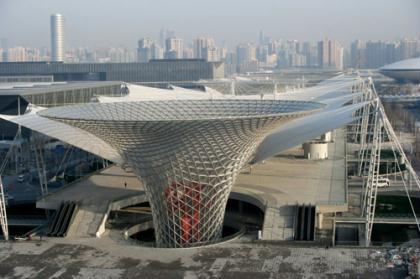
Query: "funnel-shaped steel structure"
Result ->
[[39, 100, 322, 247]]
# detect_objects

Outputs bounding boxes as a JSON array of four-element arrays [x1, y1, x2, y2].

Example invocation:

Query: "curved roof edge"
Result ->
[[0, 113, 123, 165], [380, 57, 420, 71]]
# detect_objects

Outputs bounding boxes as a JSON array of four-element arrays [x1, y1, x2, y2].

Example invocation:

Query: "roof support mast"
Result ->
[[361, 77, 420, 246]]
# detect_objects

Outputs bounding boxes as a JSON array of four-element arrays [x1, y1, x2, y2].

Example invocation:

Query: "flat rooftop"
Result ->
[[0, 81, 122, 96], [235, 128, 346, 207]]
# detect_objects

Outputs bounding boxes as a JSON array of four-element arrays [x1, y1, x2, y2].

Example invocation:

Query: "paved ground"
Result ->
[[0, 239, 397, 279]]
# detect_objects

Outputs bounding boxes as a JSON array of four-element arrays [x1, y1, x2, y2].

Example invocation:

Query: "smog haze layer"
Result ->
[[1, 0, 419, 48]]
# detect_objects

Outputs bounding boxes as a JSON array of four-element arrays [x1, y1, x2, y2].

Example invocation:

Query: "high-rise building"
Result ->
[[257, 45, 269, 63], [350, 40, 366, 69], [165, 38, 183, 59], [224, 51, 236, 76], [301, 42, 317, 68], [159, 28, 165, 51], [1, 47, 48, 62], [317, 39, 343, 70], [365, 41, 386, 69], [236, 43, 258, 73], [204, 47, 220, 62], [288, 53, 307, 68], [137, 38, 154, 63], [259, 30, 264, 45], [385, 42, 397, 65], [236, 43, 256, 65], [183, 48, 194, 59], [138, 38, 154, 49], [218, 47, 228, 61], [193, 37, 215, 60], [267, 41, 278, 55], [7, 47, 27, 62], [350, 40, 401, 69], [151, 44, 164, 60], [0, 38, 7, 62], [317, 40, 328, 68], [398, 39, 419, 61], [258, 30, 271, 45], [109, 47, 135, 63], [50, 14, 65, 62], [257, 44, 277, 68], [137, 38, 164, 62]]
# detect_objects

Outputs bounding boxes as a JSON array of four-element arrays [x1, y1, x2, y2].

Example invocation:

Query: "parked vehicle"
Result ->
[[375, 178, 390, 188], [17, 175, 24, 183]]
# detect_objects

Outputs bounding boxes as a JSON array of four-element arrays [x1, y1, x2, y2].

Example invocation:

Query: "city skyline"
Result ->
[[1, 2, 420, 74], [2, 32, 420, 57], [2, 35, 419, 72], [1, 0, 419, 49]]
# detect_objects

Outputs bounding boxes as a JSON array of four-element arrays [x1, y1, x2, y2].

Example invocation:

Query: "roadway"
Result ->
[[347, 178, 420, 197], [381, 94, 420, 103], [334, 216, 419, 225]]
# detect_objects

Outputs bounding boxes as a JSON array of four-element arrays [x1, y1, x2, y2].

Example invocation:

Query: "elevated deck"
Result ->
[[235, 128, 347, 240], [37, 167, 145, 238]]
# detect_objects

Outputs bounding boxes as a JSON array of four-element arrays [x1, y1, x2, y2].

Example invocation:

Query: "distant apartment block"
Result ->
[[165, 38, 184, 59], [137, 38, 163, 63], [350, 39, 420, 69], [317, 39, 344, 70]]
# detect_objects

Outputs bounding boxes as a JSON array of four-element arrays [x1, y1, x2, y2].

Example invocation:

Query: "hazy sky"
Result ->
[[1, 0, 419, 49]]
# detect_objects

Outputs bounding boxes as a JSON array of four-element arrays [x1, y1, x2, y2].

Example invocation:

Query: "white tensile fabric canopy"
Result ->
[[0, 75, 366, 165]]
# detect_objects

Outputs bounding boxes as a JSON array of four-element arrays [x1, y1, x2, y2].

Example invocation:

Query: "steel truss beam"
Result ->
[[0, 131, 21, 241], [0, 177, 8, 240], [360, 78, 420, 246]]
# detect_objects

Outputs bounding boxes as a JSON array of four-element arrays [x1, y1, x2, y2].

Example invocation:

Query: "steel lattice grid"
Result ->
[[40, 100, 322, 247]]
